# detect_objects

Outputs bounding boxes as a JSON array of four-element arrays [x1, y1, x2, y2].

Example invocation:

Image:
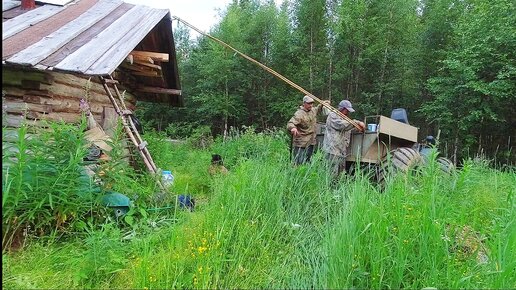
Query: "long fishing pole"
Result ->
[[172, 16, 363, 131]]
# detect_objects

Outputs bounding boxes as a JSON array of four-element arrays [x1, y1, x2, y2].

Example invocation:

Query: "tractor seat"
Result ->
[[391, 108, 409, 124]]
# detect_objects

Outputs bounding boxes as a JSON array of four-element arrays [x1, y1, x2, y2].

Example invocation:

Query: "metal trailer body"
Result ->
[[346, 115, 418, 164]]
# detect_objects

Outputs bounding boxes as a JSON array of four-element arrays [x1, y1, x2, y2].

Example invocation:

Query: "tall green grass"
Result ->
[[3, 125, 515, 288], [324, 159, 515, 288], [2, 120, 96, 249]]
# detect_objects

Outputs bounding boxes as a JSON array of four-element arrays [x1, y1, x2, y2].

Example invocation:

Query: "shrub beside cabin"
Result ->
[[2, 0, 182, 140]]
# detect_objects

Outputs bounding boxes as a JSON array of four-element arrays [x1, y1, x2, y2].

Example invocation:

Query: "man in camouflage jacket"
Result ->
[[322, 99, 365, 176], [287, 95, 326, 165]]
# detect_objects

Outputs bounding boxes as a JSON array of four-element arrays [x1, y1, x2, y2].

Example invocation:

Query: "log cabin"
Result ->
[[2, 0, 182, 137]]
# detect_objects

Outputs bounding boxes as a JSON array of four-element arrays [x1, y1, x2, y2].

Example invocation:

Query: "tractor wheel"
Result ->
[[436, 157, 455, 173], [377, 147, 422, 185]]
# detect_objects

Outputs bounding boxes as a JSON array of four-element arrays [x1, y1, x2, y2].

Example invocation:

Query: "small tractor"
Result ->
[[316, 108, 454, 182]]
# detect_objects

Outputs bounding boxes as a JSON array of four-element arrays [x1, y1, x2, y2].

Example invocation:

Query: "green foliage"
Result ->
[[211, 126, 288, 169], [70, 223, 129, 287], [136, 0, 514, 164], [3, 130, 514, 288], [421, 0, 516, 162], [94, 122, 160, 204], [3, 0, 516, 286], [324, 161, 515, 288], [144, 130, 213, 197], [291, 0, 329, 95], [2, 119, 95, 249], [1, 120, 171, 251]]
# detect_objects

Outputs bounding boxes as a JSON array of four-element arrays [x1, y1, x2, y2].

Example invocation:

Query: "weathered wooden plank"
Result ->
[[133, 60, 162, 70], [2, 68, 54, 86], [130, 54, 154, 64], [3, 114, 27, 128], [2, 128, 35, 143], [39, 0, 74, 6], [2, 5, 65, 40], [54, 5, 153, 73], [50, 71, 102, 85], [40, 3, 133, 67], [19, 94, 107, 114], [130, 50, 169, 62], [3, 85, 51, 97], [51, 81, 136, 103], [124, 56, 161, 69], [28, 111, 101, 124], [3, 71, 138, 115], [7, 0, 123, 66], [121, 62, 152, 73], [121, 63, 161, 77], [101, 106, 117, 137], [3, 98, 53, 114], [2, 0, 98, 59], [3, 114, 56, 128], [86, 8, 168, 75], [18, 93, 128, 117], [2, 6, 32, 21], [136, 86, 181, 95], [50, 73, 115, 96], [2, 0, 20, 12], [3, 86, 136, 110], [40, 82, 112, 104], [2, 111, 103, 128], [42, 80, 137, 104], [20, 80, 42, 90], [130, 70, 159, 77]]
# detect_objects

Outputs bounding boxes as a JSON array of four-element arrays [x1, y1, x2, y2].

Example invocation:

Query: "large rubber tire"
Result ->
[[378, 147, 422, 184], [436, 157, 455, 173]]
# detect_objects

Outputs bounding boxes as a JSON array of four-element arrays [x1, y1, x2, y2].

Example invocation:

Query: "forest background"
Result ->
[[137, 0, 515, 165]]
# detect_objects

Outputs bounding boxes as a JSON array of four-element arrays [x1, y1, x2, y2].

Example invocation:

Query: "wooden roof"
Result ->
[[2, 0, 182, 106]]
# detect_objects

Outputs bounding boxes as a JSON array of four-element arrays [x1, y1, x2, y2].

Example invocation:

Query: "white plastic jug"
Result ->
[[162, 170, 174, 188]]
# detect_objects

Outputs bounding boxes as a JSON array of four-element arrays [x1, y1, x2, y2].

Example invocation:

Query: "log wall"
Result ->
[[2, 67, 136, 129]]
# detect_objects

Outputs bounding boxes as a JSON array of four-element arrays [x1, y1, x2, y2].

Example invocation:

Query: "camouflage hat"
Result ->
[[303, 95, 314, 103]]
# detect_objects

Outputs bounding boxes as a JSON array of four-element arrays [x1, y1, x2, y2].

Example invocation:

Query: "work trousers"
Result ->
[[292, 145, 314, 165], [325, 152, 346, 177]]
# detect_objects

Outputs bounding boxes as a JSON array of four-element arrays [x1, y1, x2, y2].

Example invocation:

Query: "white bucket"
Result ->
[[367, 123, 378, 132]]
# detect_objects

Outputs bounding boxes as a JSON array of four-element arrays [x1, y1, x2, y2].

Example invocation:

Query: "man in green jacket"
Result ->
[[287, 95, 327, 165]]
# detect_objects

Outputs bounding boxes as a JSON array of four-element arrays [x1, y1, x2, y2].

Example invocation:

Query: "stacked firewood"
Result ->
[[121, 50, 169, 78]]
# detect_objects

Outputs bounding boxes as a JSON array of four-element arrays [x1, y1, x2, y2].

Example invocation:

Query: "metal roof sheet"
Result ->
[[2, 0, 170, 76]]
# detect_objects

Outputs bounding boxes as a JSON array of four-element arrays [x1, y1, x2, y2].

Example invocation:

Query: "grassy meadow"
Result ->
[[2, 123, 515, 289]]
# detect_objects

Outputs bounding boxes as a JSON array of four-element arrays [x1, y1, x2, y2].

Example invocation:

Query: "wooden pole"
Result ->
[[172, 16, 364, 132]]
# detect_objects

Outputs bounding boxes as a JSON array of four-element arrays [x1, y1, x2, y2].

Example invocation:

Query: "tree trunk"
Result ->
[[309, 27, 314, 90], [328, 50, 333, 102], [223, 77, 229, 141], [377, 45, 389, 115], [453, 134, 459, 166]]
